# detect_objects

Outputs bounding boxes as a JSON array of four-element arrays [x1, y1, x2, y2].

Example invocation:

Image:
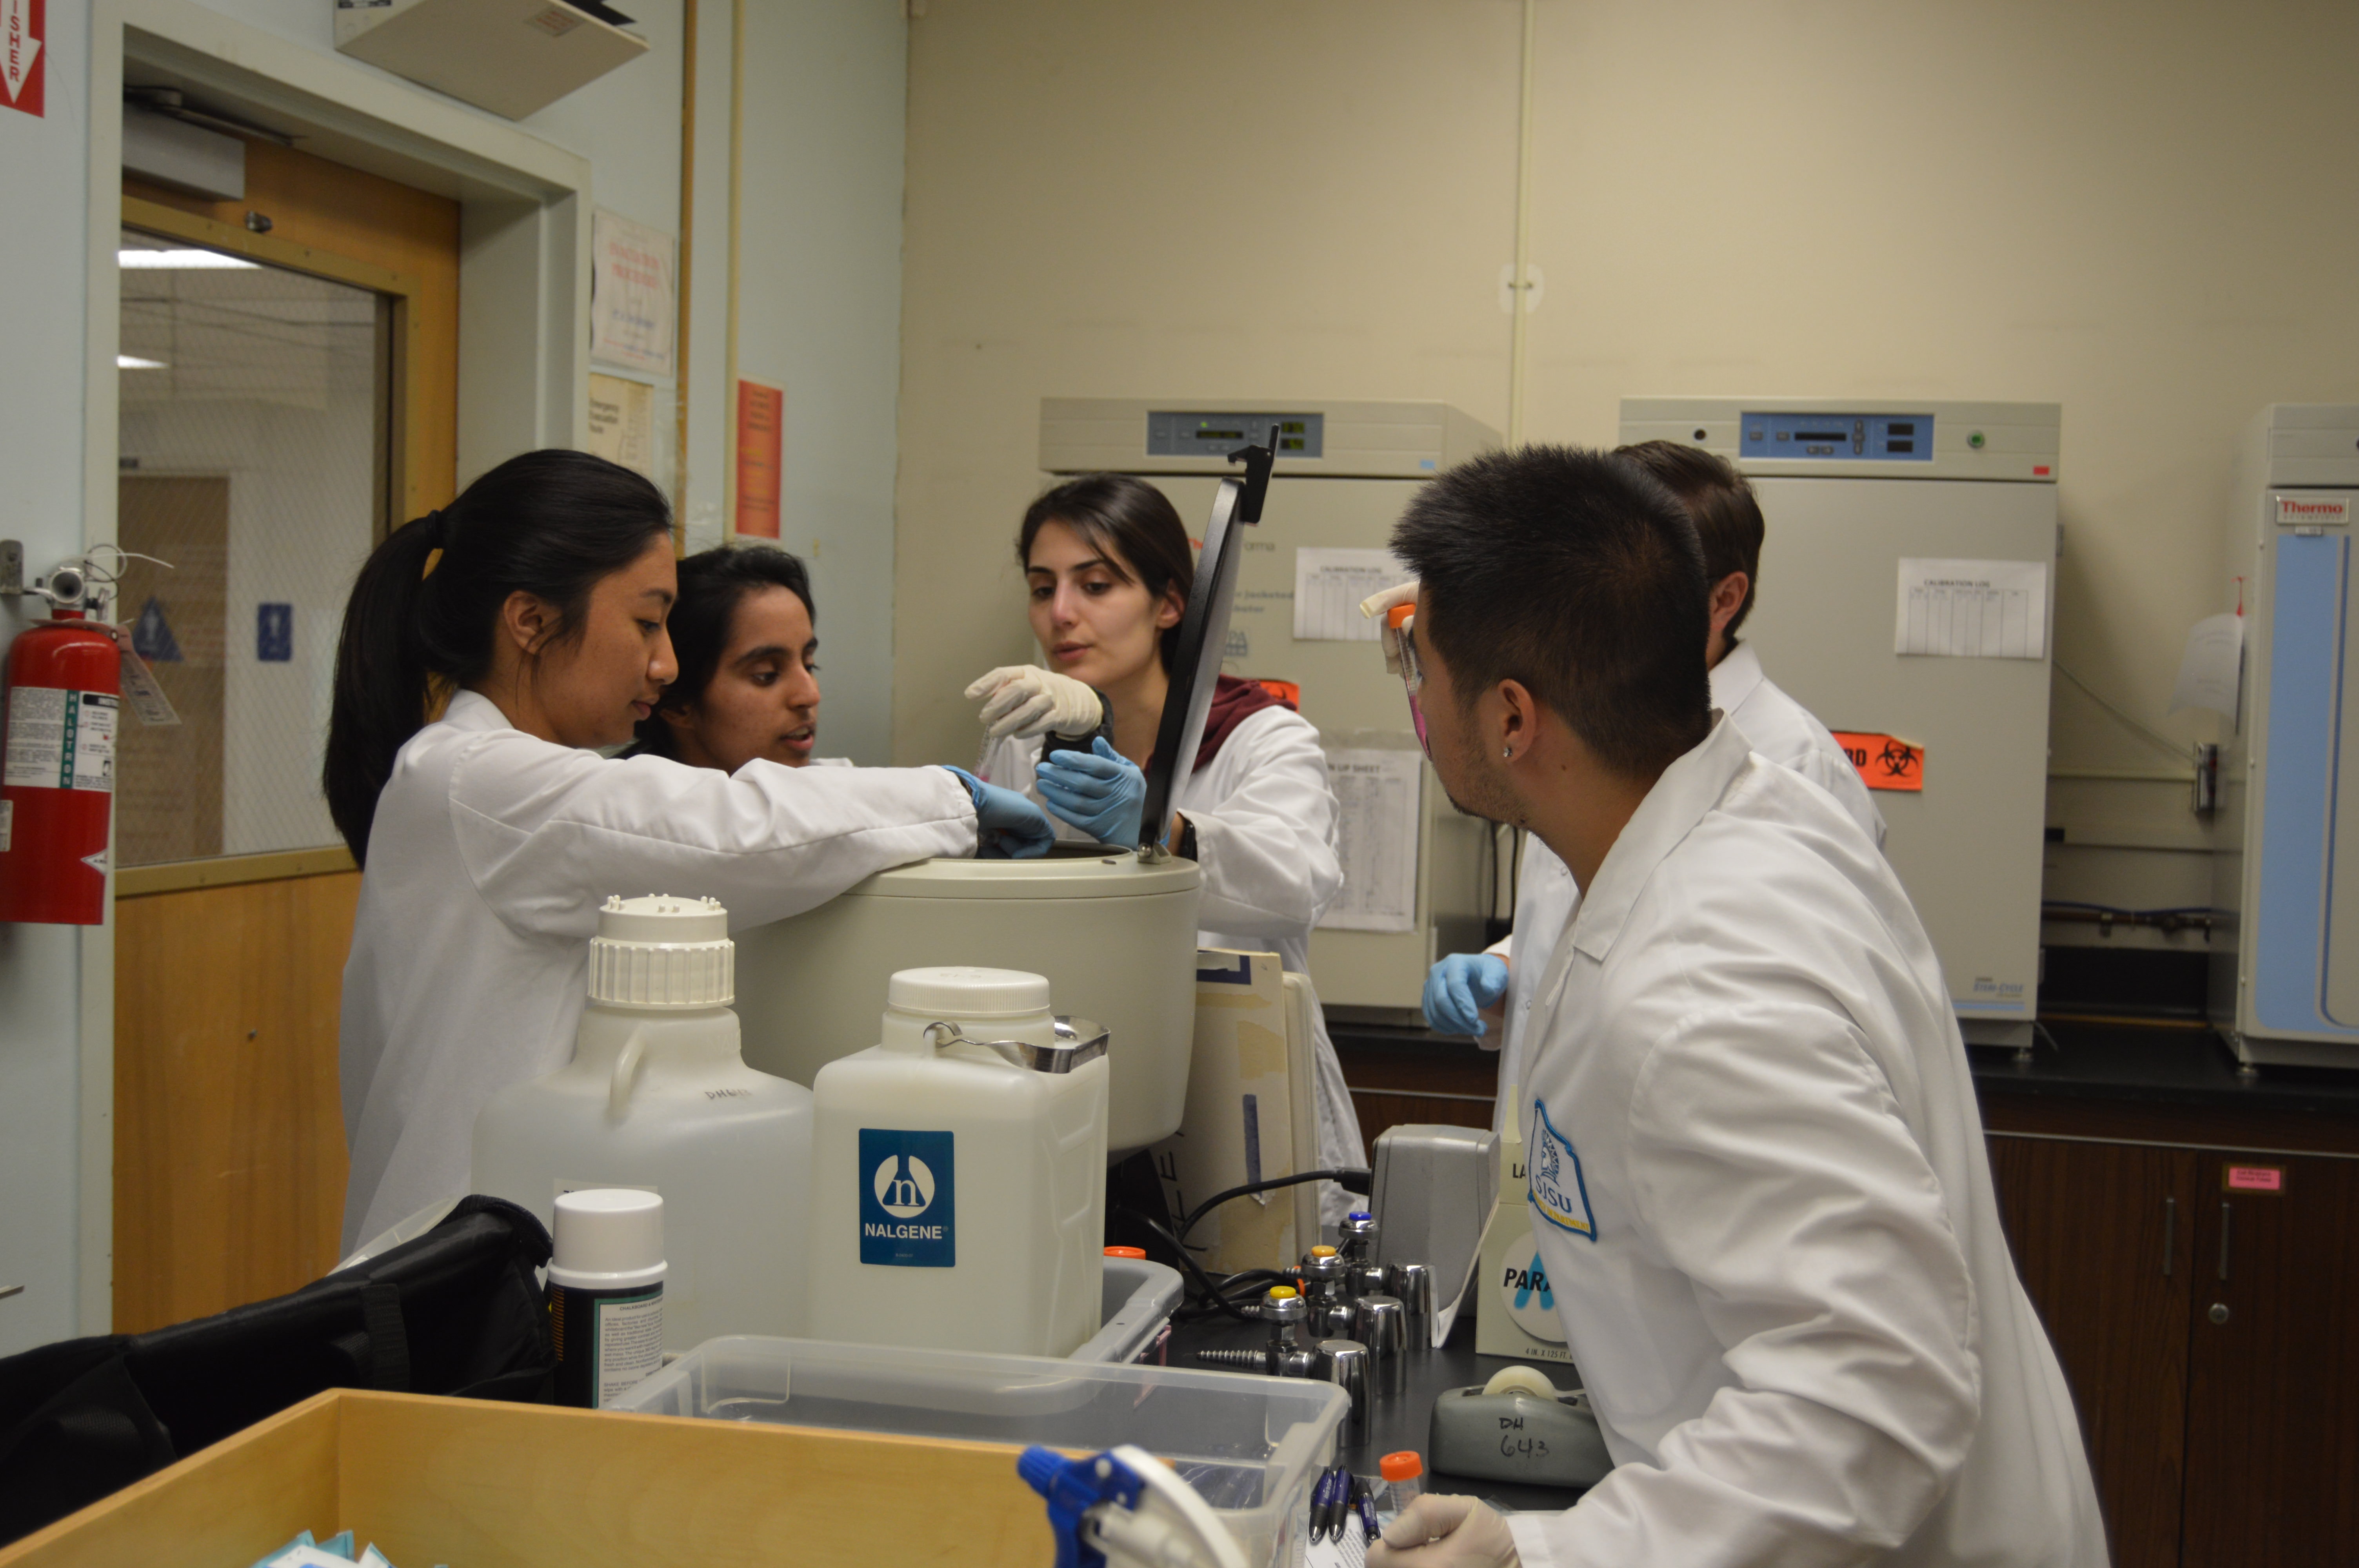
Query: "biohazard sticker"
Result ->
[[1527, 1098, 1596, 1241], [1832, 730, 1925, 793]]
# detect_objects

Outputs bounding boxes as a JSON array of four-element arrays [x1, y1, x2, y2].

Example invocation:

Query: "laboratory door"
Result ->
[[111, 132, 457, 1333]]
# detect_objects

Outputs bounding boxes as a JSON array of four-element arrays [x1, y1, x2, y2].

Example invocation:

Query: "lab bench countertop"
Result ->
[[1334, 1014, 2359, 1151], [1163, 1308, 1590, 1517]]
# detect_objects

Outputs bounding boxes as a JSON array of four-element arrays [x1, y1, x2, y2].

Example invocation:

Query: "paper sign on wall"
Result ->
[[1895, 558, 2048, 660], [589, 210, 677, 377], [734, 381, 783, 539], [1831, 731, 1925, 792], [587, 373, 656, 479]]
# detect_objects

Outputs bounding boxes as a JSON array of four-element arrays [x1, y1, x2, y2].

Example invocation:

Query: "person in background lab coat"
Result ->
[[1405, 440, 1886, 1125], [327, 450, 1053, 1252], [965, 474, 1366, 1224], [1365, 446, 2103, 1568], [629, 543, 845, 771]]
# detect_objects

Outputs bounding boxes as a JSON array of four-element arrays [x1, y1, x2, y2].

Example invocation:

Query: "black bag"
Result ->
[[0, 1195, 556, 1546]]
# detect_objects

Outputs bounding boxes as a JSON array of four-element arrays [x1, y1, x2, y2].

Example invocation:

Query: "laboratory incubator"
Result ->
[[2210, 404, 2359, 1067], [1038, 397, 1502, 1021], [1620, 397, 2062, 1047]]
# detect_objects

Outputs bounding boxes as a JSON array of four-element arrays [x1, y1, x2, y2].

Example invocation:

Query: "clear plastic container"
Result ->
[[609, 1335, 1346, 1567]]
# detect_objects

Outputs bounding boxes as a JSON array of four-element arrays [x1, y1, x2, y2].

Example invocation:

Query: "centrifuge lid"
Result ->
[[843, 846, 1203, 901]]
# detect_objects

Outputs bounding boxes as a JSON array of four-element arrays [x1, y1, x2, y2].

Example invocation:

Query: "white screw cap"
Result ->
[[549, 1188, 665, 1287], [886, 965, 1052, 1019], [589, 893, 733, 1007]]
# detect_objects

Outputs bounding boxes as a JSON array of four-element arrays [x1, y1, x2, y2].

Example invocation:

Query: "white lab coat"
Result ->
[[1502, 715, 2105, 1568], [1484, 644, 1886, 1125], [983, 706, 1366, 1220], [340, 691, 978, 1250]]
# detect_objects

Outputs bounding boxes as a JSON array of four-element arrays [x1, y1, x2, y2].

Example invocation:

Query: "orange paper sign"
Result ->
[[2225, 1165, 2284, 1194], [1832, 731, 1925, 792], [734, 380, 783, 539]]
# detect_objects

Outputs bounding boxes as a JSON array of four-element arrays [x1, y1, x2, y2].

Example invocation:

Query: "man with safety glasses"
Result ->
[[1359, 447, 2101, 1568]]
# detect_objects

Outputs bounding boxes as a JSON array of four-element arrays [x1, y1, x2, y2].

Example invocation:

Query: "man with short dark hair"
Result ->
[[1411, 443, 1884, 1114], [1365, 447, 2102, 1568]]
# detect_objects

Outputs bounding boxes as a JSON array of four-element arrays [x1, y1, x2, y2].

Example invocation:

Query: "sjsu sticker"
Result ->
[[1528, 1098, 1597, 1241], [858, 1128, 955, 1267]]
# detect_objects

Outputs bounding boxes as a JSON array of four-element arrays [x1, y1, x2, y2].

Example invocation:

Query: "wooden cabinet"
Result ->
[[1986, 1136, 2197, 1568], [1986, 1117, 2359, 1568], [2179, 1152, 2359, 1566]]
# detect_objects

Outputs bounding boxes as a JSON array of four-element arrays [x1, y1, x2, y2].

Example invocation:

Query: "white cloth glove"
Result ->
[[963, 664, 1103, 744], [1359, 580, 1419, 677], [1367, 1495, 1520, 1568]]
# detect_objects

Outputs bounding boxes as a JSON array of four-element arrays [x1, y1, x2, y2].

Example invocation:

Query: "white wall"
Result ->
[[727, 0, 910, 764], [892, 0, 2359, 939], [0, 1, 100, 1354]]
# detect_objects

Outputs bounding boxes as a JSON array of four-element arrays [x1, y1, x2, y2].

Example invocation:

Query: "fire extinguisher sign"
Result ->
[[4, 688, 119, 792]]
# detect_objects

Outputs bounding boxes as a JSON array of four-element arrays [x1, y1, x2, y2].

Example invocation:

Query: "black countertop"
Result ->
[[1164, 1306, 1591, 1516], [1967, 1017, 2359, 1114], [1333, 1014, 2359, 1120]]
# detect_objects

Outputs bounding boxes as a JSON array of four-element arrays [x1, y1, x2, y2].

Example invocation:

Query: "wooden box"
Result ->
[[0, 1388, 1052, 1567]]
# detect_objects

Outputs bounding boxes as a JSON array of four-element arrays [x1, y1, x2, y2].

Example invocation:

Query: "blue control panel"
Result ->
[[1739, 412, 1932, 461], [1146, 411, 1324, 459]]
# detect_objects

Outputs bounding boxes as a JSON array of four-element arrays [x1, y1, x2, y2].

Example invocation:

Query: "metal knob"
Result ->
[[1320, 1339, 1369, 1443], [1390, 1261, 1434, 1349], [2208, 1302, 2230, 1325], [1353, 1294, 1408, 1393]]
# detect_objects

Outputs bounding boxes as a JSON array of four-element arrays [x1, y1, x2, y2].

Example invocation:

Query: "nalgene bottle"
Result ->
[[473, 894, 813, 1351], [807, 967, 1109, 1356]]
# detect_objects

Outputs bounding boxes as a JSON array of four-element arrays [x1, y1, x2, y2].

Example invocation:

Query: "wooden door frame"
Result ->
[[75, 0, 600, 1336], [121, 195, 425, 542]]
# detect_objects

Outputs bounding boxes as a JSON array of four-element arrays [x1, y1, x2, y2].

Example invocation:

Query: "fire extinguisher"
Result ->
[[0, 561, 121, 926]]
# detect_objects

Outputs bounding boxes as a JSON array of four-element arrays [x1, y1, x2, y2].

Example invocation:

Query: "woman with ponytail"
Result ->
[[328, 450, 1051, 1250]]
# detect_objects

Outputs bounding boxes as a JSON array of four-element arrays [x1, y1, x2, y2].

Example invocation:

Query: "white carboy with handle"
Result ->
[[807, 966, 1110, 1357], [472, 894, 812, 1351]]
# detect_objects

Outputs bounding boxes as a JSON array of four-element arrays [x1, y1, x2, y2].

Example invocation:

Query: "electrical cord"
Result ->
[[2054, 662, 2192, 764], [1174, 1167, 1372, 1248], [1117, 1205, 1256, 1321]]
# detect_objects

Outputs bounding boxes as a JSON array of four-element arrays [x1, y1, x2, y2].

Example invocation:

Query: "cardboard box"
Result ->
[[0, 1388, 1052, 1567]]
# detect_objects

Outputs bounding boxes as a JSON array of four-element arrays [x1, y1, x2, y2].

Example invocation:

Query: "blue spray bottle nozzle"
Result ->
[[1020, 1445, 1143, 1568]]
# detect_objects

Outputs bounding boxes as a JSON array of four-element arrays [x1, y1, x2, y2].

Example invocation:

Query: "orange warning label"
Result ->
[[1832, 731, 1925, 792]]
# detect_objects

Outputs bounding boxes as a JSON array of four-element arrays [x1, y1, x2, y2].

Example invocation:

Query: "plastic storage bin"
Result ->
[[1079, 1254, 1181, 1363], [610, 1336, 1345, 1567]]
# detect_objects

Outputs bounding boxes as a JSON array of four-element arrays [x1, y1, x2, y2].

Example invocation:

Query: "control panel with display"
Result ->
[[1739, 412, 1933, 461], [1145, 411, 1325, 459]]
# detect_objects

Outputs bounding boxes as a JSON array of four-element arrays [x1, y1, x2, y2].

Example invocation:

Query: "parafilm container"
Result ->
[[547, 1188, 667, 1408]]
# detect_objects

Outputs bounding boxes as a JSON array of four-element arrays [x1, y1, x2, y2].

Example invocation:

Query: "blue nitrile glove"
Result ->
[[1423, 952, 1509, 1037], [941, 766, 1055, 859], [1036, 735, 1147, 848]]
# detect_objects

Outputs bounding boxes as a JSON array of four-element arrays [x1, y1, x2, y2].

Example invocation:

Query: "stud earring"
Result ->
[[1502, 745, 1513, 760]]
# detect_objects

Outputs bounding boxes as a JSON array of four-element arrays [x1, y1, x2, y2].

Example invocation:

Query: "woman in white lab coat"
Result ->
[[629, 544, 840, 771], [965, 474, 1365, 1224], [325, 450, 1052, 1252]]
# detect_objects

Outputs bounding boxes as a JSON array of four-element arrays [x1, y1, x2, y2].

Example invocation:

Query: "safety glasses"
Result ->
[[1387, 603, 1428, 755]]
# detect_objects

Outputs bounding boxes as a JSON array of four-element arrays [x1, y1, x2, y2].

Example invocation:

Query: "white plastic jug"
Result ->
[[807, 966, 1109, 1357], [472, 894, 812, 1351]]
